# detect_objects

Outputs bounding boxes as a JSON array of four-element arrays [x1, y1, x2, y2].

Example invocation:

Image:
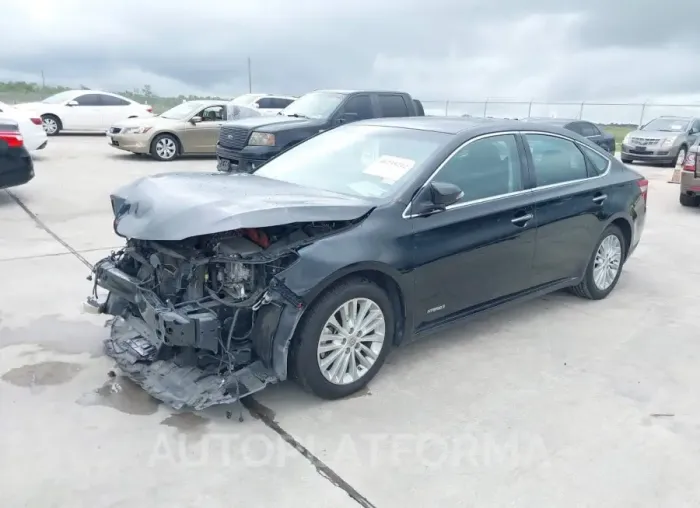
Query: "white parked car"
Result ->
[[0, 101, 48, 152], [228, 93, 296, 116], [14, 90, 154, 135]]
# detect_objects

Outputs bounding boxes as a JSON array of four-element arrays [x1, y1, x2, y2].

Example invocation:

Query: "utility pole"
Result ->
[[40, 70, 45, 89], [247, 57, 252, 93]]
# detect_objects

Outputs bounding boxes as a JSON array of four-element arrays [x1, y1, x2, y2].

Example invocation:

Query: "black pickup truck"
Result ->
[[215, 90, 425, 172]]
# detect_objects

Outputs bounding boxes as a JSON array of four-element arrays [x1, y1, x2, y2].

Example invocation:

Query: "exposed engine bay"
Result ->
[[87, 221, 351, 410]]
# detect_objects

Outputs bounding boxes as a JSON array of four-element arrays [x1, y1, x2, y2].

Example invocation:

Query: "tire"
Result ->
[[150, 134, 179, 161], [680, 193, 698, 207], [570, 224, 626, 300], [621, 156, 632, 164], [673, 145, 688, 168], [290, 277, 394, 399], [41, 114, 61, 136]]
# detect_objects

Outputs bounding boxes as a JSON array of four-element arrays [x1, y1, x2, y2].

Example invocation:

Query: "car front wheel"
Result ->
[[41, 115, 61, 136], [290, 277, 393, 399], [150, 134, 179, 161], [570, 224, 626, 300]]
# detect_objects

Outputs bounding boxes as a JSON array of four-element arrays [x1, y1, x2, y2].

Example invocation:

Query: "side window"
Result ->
[[200, 105, 224, 121], [580, 122, 601, 137], [378, 95, 409, 117], [342, 95, 373, 120], [579, 145, 610, 175], [255, 97, 275, 109], [74, 94, 103, 106], [272, 98, 294, 109], [100, 94, 130, 106], [525, 134, 588, 186], [566, 123, 583, 135], [691, 120, 700, 133], [434, 134, 523, 203]]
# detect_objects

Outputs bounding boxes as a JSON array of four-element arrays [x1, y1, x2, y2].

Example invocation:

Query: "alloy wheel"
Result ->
[[592, 234, 622, 291], [155, 137, 177, 160], [42, 117, 58, 135], [316, 297, 386, 385]]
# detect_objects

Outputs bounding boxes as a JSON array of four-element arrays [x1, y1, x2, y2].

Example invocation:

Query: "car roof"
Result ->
[[313, 89, 410, 95], [655, 116, 694, 121], [356, 116, 524, 134], [524, 117, 579, 125]]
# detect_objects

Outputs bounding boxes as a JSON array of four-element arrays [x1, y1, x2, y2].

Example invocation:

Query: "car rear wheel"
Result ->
[[290, 277, 393, 399], [41, 115, 61, 136], [680, 193, 698, 207], [150, 134, 179, 161], [570, 224, 626, 300]]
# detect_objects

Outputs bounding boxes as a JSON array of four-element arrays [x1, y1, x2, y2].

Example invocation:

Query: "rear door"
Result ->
[[376, 94, 410, 118], [523, 132, 612, 287], [99, 94, 135, 128], [409, 132, 536, 326]]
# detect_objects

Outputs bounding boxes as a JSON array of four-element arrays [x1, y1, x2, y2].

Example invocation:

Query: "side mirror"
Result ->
[[430, 181, 464, 207], [411, 181, 464, 216], [190, 116, 202, 124], [336, 112, 359, 125], [66, 100, 79, 107]]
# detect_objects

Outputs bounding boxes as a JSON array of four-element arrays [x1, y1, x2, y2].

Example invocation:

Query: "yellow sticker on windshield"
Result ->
[[363, 155, 415, 183]]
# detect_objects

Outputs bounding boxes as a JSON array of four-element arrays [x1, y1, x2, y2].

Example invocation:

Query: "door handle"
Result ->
[[592, 193, 607, 204], [511, 213, 533, 226]]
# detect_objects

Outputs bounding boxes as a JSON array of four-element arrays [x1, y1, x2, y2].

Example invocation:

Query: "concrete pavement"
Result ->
[[1, 136, 699, 507]]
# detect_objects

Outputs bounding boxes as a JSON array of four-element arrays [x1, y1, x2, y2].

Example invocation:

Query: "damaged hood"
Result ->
[[110, 172, 375, 240]]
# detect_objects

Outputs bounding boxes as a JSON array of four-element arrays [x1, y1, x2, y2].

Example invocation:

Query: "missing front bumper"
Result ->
[[105, 315, 278, 410]]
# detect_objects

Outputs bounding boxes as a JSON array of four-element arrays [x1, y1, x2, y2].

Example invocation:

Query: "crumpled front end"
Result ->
[[85, 223, 346, 410]]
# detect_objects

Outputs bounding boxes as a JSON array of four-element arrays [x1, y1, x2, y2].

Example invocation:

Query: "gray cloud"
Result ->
[[2, 0, 700, 104]]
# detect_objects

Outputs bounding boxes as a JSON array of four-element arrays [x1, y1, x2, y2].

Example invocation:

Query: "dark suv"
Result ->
[[215, 90, 425, 173]]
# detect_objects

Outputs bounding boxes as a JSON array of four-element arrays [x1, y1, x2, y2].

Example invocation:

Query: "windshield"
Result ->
[[160, 102, 203, 120], [230, 94, 263, 106], [642, 118, 690, 132], [253, 125, 449, 198], [280, 92, 345, 119], [41, 91, 78, 104]]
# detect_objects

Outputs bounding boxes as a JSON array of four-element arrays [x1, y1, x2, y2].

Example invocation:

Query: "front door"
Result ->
[[180, 105, 226, 153], [409, 133, 536, 328], [63, 93, 104, 130], [522, 132, 608, 286]]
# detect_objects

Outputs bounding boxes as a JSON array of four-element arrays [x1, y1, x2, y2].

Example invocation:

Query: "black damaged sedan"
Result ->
[[87, 117, 647, 410]]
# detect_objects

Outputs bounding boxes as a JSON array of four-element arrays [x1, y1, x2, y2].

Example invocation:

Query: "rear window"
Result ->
[[580, 145, 610, 175]]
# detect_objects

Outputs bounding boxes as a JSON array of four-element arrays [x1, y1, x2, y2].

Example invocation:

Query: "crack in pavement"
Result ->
[[243, 397, 377, 508], [0, 246, 122, 263], [4, 189, 94, 270], [5, 188, 377, 507]]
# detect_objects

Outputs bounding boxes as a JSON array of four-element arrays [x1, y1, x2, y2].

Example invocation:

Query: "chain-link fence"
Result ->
[[420, 100, 700, 126]]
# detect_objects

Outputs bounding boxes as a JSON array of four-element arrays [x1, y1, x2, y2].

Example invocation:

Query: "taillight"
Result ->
[[30, 117, 42, 126], [637, 178, 648, 203], [146, 106, 153, 113], [0, 131, 24, 148], [683, 152, 696, 172]]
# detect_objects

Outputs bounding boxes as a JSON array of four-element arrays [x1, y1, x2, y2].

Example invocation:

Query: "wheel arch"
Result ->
[[273, 262, 412, 380], [607, 214, 633, 260]]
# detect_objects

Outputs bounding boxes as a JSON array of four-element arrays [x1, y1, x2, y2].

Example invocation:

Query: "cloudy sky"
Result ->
[[2, 0, 700, 111]]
